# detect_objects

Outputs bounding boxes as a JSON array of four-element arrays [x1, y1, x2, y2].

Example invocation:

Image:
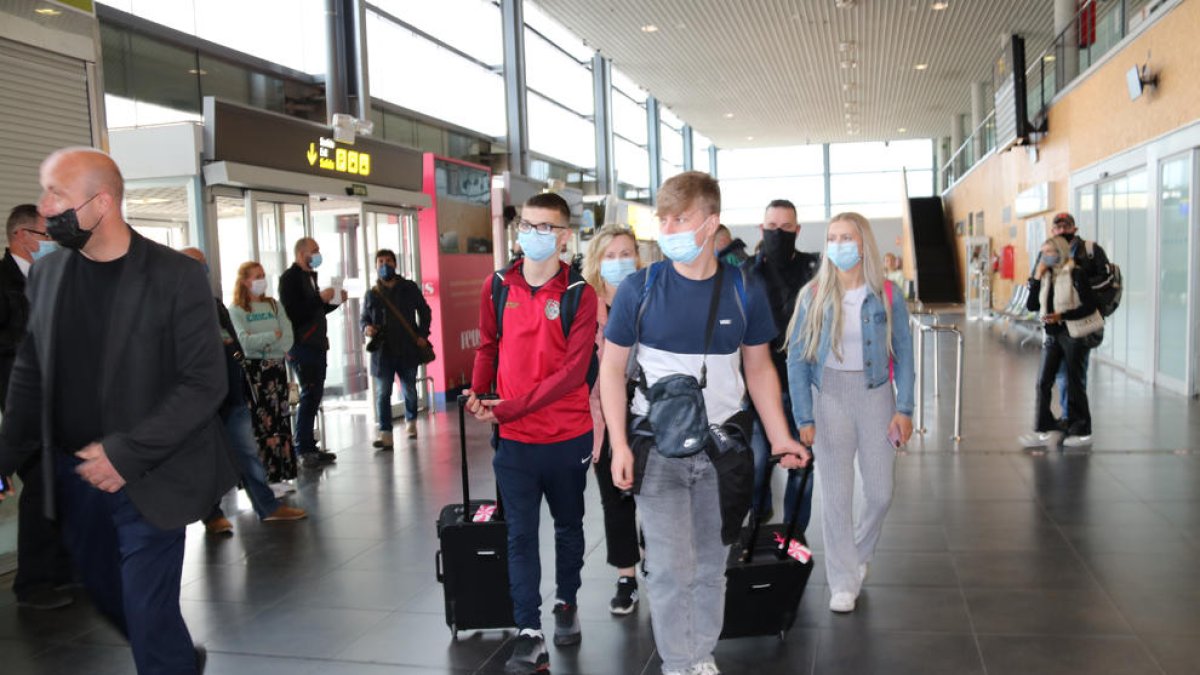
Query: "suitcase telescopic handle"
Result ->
[[776, 460, 813, 561], [742, 450, 813, 564], [458, 392, 500, 518]]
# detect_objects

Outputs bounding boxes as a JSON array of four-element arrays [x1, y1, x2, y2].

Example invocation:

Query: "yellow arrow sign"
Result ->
[[306, 142, 318, 166]]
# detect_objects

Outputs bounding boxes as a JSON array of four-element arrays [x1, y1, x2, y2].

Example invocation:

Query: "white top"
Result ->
[[828, 284, 869, 371], [14, 254, 30, 278]]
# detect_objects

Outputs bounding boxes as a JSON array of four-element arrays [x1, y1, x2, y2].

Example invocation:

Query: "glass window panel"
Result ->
[[829, 139, 933, 173], [828, 201, 904, 219], [613, 93, 647, 145], [215, 197, 250, 305], [718, 145, 825, 179], [367, 12, 506, 138], [528, 93, 595, 169], [1124, 170, 1150, 376], [371, 0, 502, 65], [523, 1, 593, 61], [615, 137, 649, 189], [721, 204, 826, 227], [660, 124, 684, 168], [722, 176, 826, 209], [611, 67, 647, 102], [905, 170, 935, 197], [660, 106, 683, 131], [1157, 154, 1192, 383], [692, 132, 712, 174], [525, 30, 593, 115], [830, 172, 909, 204]]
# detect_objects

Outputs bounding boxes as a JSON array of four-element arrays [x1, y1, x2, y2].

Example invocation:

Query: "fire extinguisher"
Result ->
[[1078, 0, 1097, 48], [1000, 245, 1016, 280]]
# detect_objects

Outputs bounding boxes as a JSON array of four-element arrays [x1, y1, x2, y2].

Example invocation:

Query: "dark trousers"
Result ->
[[13, 456, 73, 598], [493, 432, 592, 630], [750, 390, 812, 529], [55, 456, 195, 675], [1037, 331, 1092, 436], [288, 348, 327, 456], [593, 430, 641, 569], [1056, 349, 1091, 424], [374, 361, 419, 429]]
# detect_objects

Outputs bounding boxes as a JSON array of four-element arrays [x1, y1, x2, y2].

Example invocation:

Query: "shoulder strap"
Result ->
[[697, 264, 726, 388], [491, 269, 508, 339], [560, 267, 587, 338], [731, 264, 748, 317], [375, 283, 425, 343], [884, 279, 894, 304], [625, 261, 666, 389]]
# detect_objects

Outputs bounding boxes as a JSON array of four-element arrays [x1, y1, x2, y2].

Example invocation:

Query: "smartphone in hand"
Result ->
[[0, 473, 11, 493], [887, 424, 903, 448]]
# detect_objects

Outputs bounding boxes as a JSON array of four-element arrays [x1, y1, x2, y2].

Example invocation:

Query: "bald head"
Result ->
[[180, 247, 206, 264], [293, 237, 320, 270], [41, 147, 125, 206], [37, 147, 130, 259]]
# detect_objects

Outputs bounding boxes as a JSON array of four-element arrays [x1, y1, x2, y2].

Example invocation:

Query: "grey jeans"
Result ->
[[635, 451, 728, 674]]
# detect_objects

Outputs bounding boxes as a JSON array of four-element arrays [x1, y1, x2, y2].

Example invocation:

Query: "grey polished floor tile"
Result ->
[[1141, 634, 1200, 675], [205, 604, 390, 659], [952, 549, 1099, 590], [813, 630, 984, 675], [964, 588, 1132, 636], [977, 635, 1161, 675]]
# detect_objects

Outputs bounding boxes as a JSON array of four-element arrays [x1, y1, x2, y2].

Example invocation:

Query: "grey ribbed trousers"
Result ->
[[813, 368, 897, 596]]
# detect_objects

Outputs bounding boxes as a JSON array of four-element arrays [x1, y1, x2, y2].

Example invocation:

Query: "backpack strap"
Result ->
[[730, 263, 748, 321], [560, 268, 587, 338], [625, 261, 666, 390], [490, 268, 510, 339]]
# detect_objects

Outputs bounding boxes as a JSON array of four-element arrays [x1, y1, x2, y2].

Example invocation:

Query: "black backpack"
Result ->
[[1080, 240, 1122, 318], [490, 265, 600, 390]]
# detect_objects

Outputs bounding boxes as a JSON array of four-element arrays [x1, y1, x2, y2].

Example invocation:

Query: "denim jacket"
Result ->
[[786, 284, 915, 427]]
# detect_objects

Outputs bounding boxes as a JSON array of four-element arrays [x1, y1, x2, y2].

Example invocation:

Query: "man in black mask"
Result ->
[[743, 199, 820, 526], [1049, 212, 1109, 435]]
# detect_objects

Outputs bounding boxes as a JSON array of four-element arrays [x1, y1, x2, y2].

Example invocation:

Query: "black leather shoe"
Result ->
[[195, 645, 207, 673]]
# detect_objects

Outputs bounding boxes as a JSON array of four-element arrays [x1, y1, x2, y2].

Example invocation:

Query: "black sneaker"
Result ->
[[317, 451, 338, 464], [552, 600, 581, 646], [505, 629, 549, 674], [15, 586, 74, 610], [609, 576, 639, 616], [299, 453, 322, 469]]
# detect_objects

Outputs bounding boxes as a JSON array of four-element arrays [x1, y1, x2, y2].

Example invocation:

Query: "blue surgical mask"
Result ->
[[600, 258, 636, 286], [826, 241, 861, 271], [1041, 254, 1061, 267], [378, 264, 396, 281], [518, 229, 558, 262], [309, 253, 323, 269], [31, 240, 60, 261], [658, 229, 704, 264]]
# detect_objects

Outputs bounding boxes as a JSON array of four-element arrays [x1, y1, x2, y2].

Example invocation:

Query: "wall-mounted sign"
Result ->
[[346, 183, 369, 196], [203, 97, 422, 191]]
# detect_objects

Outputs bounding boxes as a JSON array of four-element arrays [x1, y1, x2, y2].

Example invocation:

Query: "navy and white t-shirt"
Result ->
[[605, 261, 777, 424]]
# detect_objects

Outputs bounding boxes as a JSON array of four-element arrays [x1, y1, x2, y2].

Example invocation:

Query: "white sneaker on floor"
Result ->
[[830, 591, 857, 613], [690, 661, 720, 675], [1018, 431, 1062, 448], [1062, 434, 1093, 448], [269, 482, 293, 498]]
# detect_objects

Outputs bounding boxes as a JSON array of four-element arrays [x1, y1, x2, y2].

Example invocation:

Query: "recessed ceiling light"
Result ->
[[898, 127, 908, 133], [931, 1, 949, 10], [840, 59, 858, 69], [34, 6, 61, 15], [723, 112, 735, 119], [838, 41, 856, 52], [914, 63, 929, 70], [746, 136, 755, 141], [842, 83, 857, 91], [640, 24, 659, 33]]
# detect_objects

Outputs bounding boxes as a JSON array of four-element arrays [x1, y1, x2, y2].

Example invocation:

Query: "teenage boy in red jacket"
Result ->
[[466, 192, 597, 675]]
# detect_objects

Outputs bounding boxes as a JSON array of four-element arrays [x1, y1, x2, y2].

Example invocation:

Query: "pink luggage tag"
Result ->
[[472, 504, 497, 522], [773, 533, 813, 564]]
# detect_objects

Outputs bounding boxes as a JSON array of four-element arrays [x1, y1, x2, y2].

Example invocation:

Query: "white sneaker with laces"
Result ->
[[1018, 431, 1062, 448], [690, 661, 721, 675], [830, 591, 857, 613], [1062, 434, 1093, 448]]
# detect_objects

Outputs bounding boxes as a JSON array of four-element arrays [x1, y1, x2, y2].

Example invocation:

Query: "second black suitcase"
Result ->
[[434, 394, 515, 639], [720, 458, 814, 641]]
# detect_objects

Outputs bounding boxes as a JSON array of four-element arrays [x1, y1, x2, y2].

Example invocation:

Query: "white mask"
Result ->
[[250, 278, 268, 296]]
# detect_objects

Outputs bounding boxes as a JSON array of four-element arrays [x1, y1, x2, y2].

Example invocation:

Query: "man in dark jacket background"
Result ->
[[744, 199, 821, 527], [361, 248, 431, 447], [279, 237, 345, 468], [0, 203, 73, 610]]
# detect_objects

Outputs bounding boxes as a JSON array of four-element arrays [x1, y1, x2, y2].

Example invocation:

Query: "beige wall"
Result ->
[[943, 0, 1200, 308]]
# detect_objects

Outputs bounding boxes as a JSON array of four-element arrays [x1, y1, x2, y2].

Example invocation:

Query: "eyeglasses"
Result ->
[[19, 228, 50, 240], [517, 220, 569, 234]]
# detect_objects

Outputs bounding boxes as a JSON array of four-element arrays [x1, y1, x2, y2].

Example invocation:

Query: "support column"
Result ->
[[501, 0, 530, 175], [646, 96, 661, 203], [591, 54, 615, 194], [822, 143, 832, 220], [708, 145, 718, 178], [347, 0, 371, 122], [935, 136, 949, 190], [970, 80, 985, 163], [949, 114, 965, 177], [682, 124, 694, 172], [325, 0, 350, 121], [1054, 0, 1079, 85]]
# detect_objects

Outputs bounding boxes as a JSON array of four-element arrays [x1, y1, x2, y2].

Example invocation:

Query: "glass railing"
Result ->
[[939, 0, 1170, 192]]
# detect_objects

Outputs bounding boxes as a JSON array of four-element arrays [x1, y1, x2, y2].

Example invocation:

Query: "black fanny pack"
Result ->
[[628, 264, 725, 459]]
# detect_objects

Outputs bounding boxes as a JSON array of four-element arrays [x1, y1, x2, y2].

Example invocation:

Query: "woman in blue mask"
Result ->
[[1019, 236, 1100, 449], [786, 212, 915, 614], [580, 224, 644, 616]]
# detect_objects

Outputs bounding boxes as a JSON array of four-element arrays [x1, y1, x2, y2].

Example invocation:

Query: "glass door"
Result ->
[[311, 196, 369, 400], [1156, 151, 1195, 394], [248, 191, 310, 298], [363, 206, 426, 414]]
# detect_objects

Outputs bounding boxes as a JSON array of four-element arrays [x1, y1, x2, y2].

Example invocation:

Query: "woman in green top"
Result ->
[[230, 261, 296, 483]]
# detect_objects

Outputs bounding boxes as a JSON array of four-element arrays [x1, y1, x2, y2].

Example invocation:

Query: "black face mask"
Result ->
[[1059, 231, 1076, 242], [761, 228, 797, 265], [46, 194, 102, 250]]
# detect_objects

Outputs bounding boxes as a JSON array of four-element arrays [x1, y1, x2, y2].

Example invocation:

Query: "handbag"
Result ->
[[1065, 309, 1104, 339], [372, 285, 436, 364], [628, 264, 725, 458]]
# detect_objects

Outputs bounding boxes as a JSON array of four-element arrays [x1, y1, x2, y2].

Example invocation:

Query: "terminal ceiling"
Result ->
[[535, 0, 1055, 147]]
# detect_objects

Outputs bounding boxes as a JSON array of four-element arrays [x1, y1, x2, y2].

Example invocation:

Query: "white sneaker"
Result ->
[[830, 591, 857, 613], [1062, 434, 1093, 448], [690, 661, 720, 675], [1018, 431, 1062, 448], [269, 482, 294, 498]]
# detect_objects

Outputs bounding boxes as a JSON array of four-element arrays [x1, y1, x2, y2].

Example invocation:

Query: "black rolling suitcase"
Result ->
[[720, 457, 815, 641], [434, 394, 515, 639]]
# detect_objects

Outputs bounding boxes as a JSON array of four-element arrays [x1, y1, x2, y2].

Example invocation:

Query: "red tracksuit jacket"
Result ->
[[471, 260, 597, 444]]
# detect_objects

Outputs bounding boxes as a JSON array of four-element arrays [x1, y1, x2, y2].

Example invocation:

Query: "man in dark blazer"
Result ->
[[1, 204, 74, 610], [0, 148, 237, 674]]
